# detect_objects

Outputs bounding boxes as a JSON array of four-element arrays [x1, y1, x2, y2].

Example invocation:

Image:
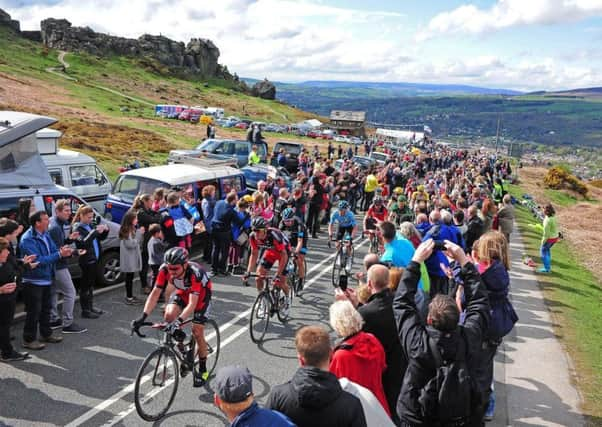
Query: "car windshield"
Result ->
[[276, 143, 302, 155], [354, 157, 372, 167], [196, 139, 224, 151]]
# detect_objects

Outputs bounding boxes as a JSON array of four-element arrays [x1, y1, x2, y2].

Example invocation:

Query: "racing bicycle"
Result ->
[[329, 233, 354, 287], [131, 318, 221, 421], [248, 273, 291, 343], [287, 252, 307, 297]]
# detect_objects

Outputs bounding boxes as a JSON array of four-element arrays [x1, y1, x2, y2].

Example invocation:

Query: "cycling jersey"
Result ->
[[366, 205, 388, 222], [278, 217, 308, 251], [250, 227, 291, 269], [330, 210, 356, 228], [155, 261, 212, 320]]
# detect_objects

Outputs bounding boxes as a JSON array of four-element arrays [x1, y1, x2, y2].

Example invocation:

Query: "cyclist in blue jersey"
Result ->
[[328, 201, 357, 259]]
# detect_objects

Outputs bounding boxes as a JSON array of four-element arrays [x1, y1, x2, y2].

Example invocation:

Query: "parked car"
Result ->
[[235, 122, 249, 130], [335, 156, 376, 171], [242, 165, 291, 193], [167, 138, 268, 168], [270, 141, 303, 173], [105, 163, 247, 224], [307, 130, 321, 138], [369, 151, 389, 166]]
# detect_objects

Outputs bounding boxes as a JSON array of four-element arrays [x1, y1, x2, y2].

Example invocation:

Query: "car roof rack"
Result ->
[[168, 152, 238, 169]]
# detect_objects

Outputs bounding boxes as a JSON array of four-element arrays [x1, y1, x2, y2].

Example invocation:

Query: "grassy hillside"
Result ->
[[0, 25, 321, 179]]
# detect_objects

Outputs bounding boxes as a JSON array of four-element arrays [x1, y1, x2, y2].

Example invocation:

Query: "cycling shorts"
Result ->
[[260, 249, 288, 275], [168, 295, 210, 324], [365, 217, 377, 230], [336, 226, 354, 241]]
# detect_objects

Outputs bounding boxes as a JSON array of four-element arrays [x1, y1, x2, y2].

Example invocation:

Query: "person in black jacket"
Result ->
[[267, 325, 367, 427], [72, 206, 109, 319], [464, 205, 484, 253], [393, 239, 490, 427], [133, 194, 161, 293]]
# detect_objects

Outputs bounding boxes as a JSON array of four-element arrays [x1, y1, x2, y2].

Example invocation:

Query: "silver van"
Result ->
[[37, 128, 112, 214]]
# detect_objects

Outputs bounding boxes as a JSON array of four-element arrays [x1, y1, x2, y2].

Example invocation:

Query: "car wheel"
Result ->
[[98, 251, 123, 286]]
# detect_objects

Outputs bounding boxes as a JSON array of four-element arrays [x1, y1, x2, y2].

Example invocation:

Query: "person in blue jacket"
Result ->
[[19, 211, 73, 350], [213, 365, 295, 427]]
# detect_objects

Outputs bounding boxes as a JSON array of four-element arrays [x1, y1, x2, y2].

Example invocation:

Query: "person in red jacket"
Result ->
[[329, 300, 391, 417]]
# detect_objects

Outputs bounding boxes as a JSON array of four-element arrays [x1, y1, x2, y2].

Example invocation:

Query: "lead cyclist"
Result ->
[[328, 200, 357, 260]]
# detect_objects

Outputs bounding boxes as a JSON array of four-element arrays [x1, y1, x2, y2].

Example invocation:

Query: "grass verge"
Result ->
[[507, 183, 602, 423]]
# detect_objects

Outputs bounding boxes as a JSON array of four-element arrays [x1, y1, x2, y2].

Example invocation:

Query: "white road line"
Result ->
[[83, 346, 145, 361], [68, 239, 366, 426]]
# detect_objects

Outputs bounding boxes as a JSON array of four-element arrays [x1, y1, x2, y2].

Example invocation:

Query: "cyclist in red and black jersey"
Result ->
[[132, 247, 212, 387], [245, 217, 291, 314], [279, 207, 308, 289], [363, 196, 388, 233]]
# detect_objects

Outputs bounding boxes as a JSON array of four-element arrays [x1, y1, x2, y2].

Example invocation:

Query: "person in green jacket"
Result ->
[[539, 204, 560, 273]]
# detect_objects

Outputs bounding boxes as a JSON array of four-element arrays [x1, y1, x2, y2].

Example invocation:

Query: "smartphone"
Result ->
[[339, 274, 348, 292], [434, 240, 447, 251]]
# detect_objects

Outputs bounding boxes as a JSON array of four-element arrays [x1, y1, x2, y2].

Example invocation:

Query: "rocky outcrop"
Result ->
[[0, 8, 20, 32], [252, 79, 277, 100], [39, 18, 223, 77]]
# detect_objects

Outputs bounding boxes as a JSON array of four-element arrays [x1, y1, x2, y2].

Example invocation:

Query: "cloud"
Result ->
[[418, 0, 602, 40]]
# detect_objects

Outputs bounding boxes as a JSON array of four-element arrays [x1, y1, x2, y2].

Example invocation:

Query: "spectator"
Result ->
[[48, 200, 87, 334], [147, 223, 167, 289], [277, 148, 287, 168], [72, 206, 109, 319], [0, 227, 34, 361], [16, 198, 35, 230], [211, 193, 243, 276], [201, 185, 217, 263], [329, 300, 390, 417], [19, 211, 73, 350], [213, 365, 295, 426], [538, 204, 560, 273], [362, 169, 378, 211], [119, 210, 144, 305], [480, 198, 497, 233], [464, 205, 484, 254], [248, 144, 261, 166], [133, 194, 162, 293], [228, 199, 251, 275], [393, 239, 490, 426], [399, 221, 422, 249], [306, 171, 324, 239], [497, 194, 514, 243], [267, 325, 367, 427], [151, 188, 166, 212]]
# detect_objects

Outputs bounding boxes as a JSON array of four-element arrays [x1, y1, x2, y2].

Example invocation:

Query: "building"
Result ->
[[329, 110, 366, 137]]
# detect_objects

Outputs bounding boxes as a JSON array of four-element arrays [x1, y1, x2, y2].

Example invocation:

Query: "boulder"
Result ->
[[0, 8, 21, 32], [252, 79, 277, 100]]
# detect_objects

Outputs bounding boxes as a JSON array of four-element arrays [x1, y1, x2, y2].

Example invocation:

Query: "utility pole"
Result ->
[[495, 116, 501, 153]]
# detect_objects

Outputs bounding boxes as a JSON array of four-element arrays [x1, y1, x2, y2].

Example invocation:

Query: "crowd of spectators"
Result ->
[[1, 136, 552, 427]]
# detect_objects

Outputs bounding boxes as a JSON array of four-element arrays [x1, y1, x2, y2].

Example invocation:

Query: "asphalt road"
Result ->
[[0, 233, 369, 427]]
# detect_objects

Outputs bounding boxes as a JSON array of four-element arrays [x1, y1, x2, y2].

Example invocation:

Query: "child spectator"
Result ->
[[119, 210, 144, 305], [147, 223, 168, 289]]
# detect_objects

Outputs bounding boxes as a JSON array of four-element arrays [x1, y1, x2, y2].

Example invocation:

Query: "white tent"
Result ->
[[0, 111, 57, 188], [303, 119, 322, 128], [376, 128, 424, 143]]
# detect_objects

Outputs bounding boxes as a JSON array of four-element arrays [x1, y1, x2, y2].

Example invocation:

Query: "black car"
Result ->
[[270, 141, 304, 173]]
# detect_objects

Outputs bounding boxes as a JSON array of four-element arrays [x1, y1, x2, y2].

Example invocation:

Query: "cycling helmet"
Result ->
[[282, 207, 295, 220], [251, 217, 268, 230], [374, 196, 384, 205], [338, 200, 350, 210], [393, 187, 404, 195], [164, 247, 189, 265], [397, 195, 407, 202]]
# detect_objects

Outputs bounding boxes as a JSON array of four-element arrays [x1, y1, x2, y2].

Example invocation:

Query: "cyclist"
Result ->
[[132, 247, 212, 387], [278, 207, 308, 290], [363, 196, 388, 234], [244, 217, 292, 315], [328, 201, 357, 265]]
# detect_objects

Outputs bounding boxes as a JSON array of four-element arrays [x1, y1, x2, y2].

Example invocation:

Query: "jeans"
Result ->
[[540, 240, 556, 271], [0, 294, 17, 356], [22, 283, 52, 343], [50, 268, 76, 327], [212, 231, 231, 273], [362, 191, 374, 211]]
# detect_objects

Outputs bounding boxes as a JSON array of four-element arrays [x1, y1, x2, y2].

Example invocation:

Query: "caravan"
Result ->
[[36, 128, 112, 213]]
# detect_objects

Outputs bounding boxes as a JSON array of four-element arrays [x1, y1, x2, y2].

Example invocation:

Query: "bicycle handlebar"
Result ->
[[131, 318, 193, 338]]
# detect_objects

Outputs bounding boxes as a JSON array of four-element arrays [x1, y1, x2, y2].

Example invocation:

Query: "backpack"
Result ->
[[418, 335, 482, 426]]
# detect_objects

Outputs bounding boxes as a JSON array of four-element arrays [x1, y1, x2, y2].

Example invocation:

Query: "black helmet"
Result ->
[[164, 247, 189, 265], [251, 217, 268, 230], [282, 208, 295, 220]]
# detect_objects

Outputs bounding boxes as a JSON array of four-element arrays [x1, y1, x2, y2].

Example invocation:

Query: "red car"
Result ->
[[307, 130, 321, 138], [235, 122, 249, 129], [321, 133, 334, 140]]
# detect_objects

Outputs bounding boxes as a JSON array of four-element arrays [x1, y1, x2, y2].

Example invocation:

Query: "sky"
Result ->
[[2, 0, 602, 91]]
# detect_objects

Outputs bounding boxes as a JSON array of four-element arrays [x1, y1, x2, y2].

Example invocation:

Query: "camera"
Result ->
[[434, 240, 447, 251], [338, 274, 348, 292]]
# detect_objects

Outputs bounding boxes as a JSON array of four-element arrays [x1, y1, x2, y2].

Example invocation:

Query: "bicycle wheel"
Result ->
[[134, 347, 179, 422], [189, 319, 221, 380], [276, 286, 291, 323], [331, 249, 343, 287], [369, 235, 378, 254], [250, 292, 270, 343]]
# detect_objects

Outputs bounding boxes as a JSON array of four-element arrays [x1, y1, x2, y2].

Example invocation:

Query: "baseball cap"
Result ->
[[213, 366, 253, 403]]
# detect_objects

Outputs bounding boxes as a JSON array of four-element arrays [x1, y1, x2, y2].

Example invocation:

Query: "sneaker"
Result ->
[[90, 307, 104, 315], [125, 296, 143, 305], [23, 340, 45, 350], [193, 370, 209, 388], [536, 267, 550, 273], [62, 323, 88, 334], [40, 335, 63, 344], [81, 310, 100, 319], [49, 320, 63, 330], [232, 266, 246, 276], [1, 350, 30, 362]]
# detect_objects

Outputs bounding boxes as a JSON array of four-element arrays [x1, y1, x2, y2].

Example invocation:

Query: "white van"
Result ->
[[37, 128, 112, 214]]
